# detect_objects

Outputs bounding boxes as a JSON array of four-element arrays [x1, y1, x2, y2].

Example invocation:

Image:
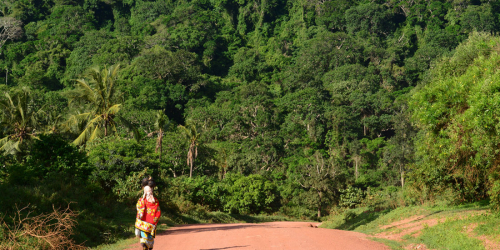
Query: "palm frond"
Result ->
[[73, 124, 95, 146], [0, 136, 9, 148], [107, 104, 122, 115], [4, 92, 15, 109], [88, 125, 104, 142], [0, 139, 21, 155], [117, 116, 140, 142], [74, 79, 97, 103]]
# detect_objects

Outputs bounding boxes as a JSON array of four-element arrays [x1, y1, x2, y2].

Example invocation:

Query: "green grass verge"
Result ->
[[320, 200, 495, 250], [368, 237, 404, 250], [416, 218, 485, 250]]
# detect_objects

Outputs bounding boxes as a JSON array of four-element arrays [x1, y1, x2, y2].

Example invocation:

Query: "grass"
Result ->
[[320, 206, 429, 234], [369, 237, 404, 250], [92, 238, 137, 250], [320, 200, 498, 250], [417, 218, 485, 250]]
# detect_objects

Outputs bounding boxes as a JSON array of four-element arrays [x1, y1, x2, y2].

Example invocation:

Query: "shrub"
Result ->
[[19, 134, 89, 182], [223, 174, 280, 214], [86, 137, 159, 191], [167, 175, 225, 212], [339, 187, 365, 208]]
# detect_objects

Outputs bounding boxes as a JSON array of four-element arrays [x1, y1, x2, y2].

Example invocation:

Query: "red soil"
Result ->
[[126, 222, 390, 250]]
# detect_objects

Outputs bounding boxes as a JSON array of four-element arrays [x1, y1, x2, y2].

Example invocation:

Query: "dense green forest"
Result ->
[[2, 0, 500, 248]]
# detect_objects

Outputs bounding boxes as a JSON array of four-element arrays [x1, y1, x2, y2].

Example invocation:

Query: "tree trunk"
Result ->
[[189, 159, 193, 178], [189, 146, 194, 178], [355, 158, 359, 181], [317, 191, 323, 219], [170, 168, 177, 178], [159, 131, 163, 160], [104, 119, 108, 136], [156, 129, 163, 160], [400, 164, 405, 188]]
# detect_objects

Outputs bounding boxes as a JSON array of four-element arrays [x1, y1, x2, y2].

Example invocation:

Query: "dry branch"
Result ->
[[0, 17, 22, 51], [0, 204, 86, 250]]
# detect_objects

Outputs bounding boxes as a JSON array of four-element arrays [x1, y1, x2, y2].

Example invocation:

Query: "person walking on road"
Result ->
[[135, 177, 161, 250]]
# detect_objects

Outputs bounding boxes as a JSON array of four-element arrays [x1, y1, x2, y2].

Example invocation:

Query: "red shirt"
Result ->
[[136, 197, 161, 225]]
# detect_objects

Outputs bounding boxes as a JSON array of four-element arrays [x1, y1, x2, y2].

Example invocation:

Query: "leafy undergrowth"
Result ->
[[320, 200, 500, 250]]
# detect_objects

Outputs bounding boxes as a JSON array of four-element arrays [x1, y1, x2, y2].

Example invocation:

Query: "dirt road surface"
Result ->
[[126, 222, 390, 250]]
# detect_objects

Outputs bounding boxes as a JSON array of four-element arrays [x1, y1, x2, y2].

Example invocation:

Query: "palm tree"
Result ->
[[64, 64, 137, 146], [45, 110, 64, 134], [0, 87, 44, 156], [148, 110, 173, 160], [178, 119, 201, 178]]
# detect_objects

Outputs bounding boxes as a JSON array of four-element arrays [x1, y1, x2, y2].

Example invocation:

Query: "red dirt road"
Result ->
[[126, 222, 390, 250]]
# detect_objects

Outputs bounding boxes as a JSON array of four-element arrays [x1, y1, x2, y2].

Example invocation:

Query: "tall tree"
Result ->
[[295, 150, 338, 218], [178, 119, 201, 178]]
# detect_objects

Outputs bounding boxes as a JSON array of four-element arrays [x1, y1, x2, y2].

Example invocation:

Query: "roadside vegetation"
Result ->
[[2, 0, 500, 249], [321, 200, 497, 250]]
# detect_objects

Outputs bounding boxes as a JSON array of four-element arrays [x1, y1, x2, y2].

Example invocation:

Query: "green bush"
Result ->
[[86, 137, 159, 191], [25, 134, 90, 179], [223, 174, 280, 214], [410, 32, 500, 203], [167, 175, 225, 212], [339, 187, 365, 208]]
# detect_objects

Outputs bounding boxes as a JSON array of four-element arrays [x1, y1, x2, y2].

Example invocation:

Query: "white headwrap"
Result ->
[[143, 185, 155, 203]]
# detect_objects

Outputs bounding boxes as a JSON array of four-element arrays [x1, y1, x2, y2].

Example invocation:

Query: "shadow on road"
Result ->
[[200, 246, 249, 250], [158, 224, 262, 235]]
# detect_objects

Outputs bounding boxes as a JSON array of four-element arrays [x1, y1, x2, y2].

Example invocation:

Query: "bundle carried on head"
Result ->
[[141, 176, 156, 188], [141, 176, 156, 203]]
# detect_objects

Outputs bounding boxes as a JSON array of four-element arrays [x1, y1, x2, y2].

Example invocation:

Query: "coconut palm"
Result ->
[[0, 87, 44, 155], [148, 110, 173, 160], [64, 64, 137, 146], [178, 119, 201, 178]]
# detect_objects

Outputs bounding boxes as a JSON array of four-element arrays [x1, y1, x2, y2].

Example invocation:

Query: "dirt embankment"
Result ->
[[372, 210, 498, 250]]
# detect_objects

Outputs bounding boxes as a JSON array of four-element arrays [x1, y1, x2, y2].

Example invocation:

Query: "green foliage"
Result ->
[[223, 174, 280, 214], [410, 32, 500, 202], [64, 64, 139, 146], [418, 218, 485, 250], [86, 137, 158, 190], [25, 134, 89, 179], [0, 87, 45, 156], [3, 1, 500, 247], [165, 174, 280, 215], [339, 187, 365, 209]]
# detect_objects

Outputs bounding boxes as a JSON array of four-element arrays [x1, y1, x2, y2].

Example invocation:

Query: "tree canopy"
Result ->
[[2, 0, 500, 227]]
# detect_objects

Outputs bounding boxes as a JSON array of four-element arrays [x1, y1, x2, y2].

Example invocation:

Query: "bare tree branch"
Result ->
[[0, 17, 22, 51]]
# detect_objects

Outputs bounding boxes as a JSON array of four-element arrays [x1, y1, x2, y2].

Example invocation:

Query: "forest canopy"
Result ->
[[2, 0, 500, 246]]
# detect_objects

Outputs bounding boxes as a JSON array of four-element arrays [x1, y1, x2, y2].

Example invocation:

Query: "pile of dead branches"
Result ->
[[0, 204, 86, 250]]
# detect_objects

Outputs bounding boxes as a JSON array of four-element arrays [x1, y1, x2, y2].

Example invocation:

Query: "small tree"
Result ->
[[0, 87, 44, 156], [148, 110, 173, 161], [178, 119, 201, 178], [64, 64, 138, 146]]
